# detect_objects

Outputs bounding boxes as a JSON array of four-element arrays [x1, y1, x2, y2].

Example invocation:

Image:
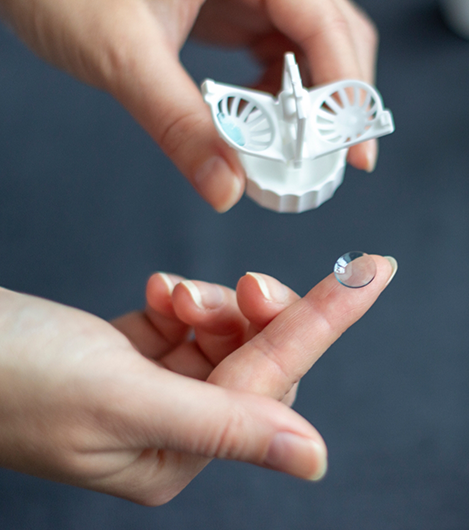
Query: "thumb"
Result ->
[[1, 0, 244, 211], [109, 35, 245, 212], [123, 367, 327, 482]]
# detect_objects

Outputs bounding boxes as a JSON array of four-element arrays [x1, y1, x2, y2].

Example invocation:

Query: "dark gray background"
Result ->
[[1, 0, 468, 528]]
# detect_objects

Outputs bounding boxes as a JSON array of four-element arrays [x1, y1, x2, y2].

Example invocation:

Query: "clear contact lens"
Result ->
[[333, 251, 376, 288]]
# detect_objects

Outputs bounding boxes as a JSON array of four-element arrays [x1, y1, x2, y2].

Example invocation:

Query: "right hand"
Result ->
[[0, 0, 379, 211]]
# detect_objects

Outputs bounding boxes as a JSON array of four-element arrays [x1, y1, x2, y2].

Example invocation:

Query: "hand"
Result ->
[[0, 257, 392, 505], [119, 255, 396, 500], [0, 0, 378, 212], [0, 256, 395, 505], [0, 276, 309, 505]]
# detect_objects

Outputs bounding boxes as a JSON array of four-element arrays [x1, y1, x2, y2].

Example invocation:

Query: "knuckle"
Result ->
[[249, 333, 296, 399], [260, 332, 294, 376], [211, 407, 249, 460], [315, 11, 351, 40]]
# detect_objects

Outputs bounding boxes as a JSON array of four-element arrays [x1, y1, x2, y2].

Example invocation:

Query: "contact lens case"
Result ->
[[202, 53, 394, 213]]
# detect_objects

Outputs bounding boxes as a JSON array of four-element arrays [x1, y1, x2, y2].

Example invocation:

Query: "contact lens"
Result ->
[[333, 251, 376, 288]]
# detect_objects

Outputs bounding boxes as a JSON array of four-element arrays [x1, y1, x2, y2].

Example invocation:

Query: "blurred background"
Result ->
[[1, 0, 469, 528]]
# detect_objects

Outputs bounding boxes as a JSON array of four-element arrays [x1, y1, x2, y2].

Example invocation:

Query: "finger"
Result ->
[[108, 31, 245, 212], [267, 0, 379, 170], [157, 279, 250, 380], [96, 366, 328, 505], [209, 255, 397, 400], [171, 280, 249, 365], [282, 382, 299, 407], [146, 272, 184, 322], [236, 272, 300, 336], [347, 139, 378, 173], [2, 0, 245, 211], [112, 273, 189, 359], [142, 273, 190, 353], [336, 0, 379, 85], [268, 0, 362, 82], [251, 34, 304, 93], [159, 276, 297, 381], [335, 0, 379, 171], [236, 272, 300, 407], [236, 272, 302, 406]]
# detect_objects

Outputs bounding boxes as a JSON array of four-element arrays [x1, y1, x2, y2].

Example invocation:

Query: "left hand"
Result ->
[[115, 256, 395, 500], [115, 272, 302, 406], [0, 257, 394, 506], [0, 276, 313, 506]]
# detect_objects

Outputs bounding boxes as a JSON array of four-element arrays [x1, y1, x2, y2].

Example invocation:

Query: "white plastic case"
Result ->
[[202, 53, 394, 213]]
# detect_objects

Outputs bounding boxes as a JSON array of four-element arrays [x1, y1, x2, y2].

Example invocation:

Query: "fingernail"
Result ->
[[246, 272, 272, 300], [246, 272, 289, 303], [264, 432, 328, 481], [365, 140, 378, 173], [158, 272, 175, 295], [181, 280, 224, 310], [308, 442, 328, 481], [384, 256, 398, 286], [194, 156, 242, 213]]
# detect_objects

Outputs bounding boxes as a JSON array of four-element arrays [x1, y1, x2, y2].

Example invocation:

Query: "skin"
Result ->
[[0, 0, 379, 211], [0, 0, 388, 506], [0, 257, 395, 505]]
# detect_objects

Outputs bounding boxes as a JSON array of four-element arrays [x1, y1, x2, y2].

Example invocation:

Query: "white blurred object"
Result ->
[[202, 53, 394, 213], [441, 0, 469, 38]]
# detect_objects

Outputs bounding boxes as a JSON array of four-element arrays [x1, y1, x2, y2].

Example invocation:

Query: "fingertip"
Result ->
[[383, 256, 398, 287], [146, 272, 184, 314], [194, 153, 245, 213], [245, 272, 273, 301], [303, 254, 396, 329], [362, 255, 397, 291], [176, 281, 203, 310], [308, 441, 328, 481], [264, 432, 328, 481], [173, 280, 226, 325], [157, 272, 177, 295], [345, 254, 397, 289], [241, 272, 294, 305], [237, 273, 299, 331], [172, 281, 247, 355], [347, 139, 378, 172], [364, 139, 378, 173]]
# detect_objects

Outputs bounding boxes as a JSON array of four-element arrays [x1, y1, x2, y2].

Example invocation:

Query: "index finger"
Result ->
[[209, 255, 397, 400]]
